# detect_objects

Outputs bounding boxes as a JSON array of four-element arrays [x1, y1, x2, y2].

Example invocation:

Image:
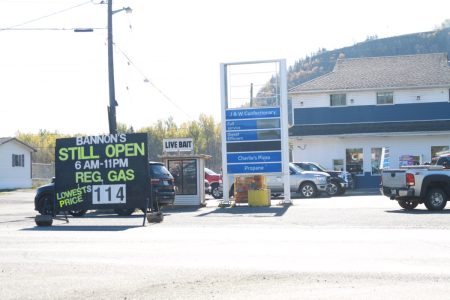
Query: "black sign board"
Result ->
[[55, 133, 148, 212]]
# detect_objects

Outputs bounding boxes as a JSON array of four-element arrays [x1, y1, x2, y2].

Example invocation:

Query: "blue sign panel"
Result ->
[[226, 107, 280, 120], [226, 119, 281, 131], [224, 107, 283, 175], [227, 163, 282, 174], [226, 130, 281, 142], [227, 151, 282, 164], [227, 141, 281, 153], [227, 131, 257, 142]]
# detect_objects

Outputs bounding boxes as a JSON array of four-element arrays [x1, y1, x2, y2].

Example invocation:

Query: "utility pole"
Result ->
[[107, 0, 117, 134]]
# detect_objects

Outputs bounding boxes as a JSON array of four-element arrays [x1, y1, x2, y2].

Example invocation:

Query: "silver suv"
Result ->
[[220, 163, 331, 199], [266, 163, 331, 198]]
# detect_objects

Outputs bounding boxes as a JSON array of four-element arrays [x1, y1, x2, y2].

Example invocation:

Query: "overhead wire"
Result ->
[[114, 44, 194, 120], [1, 0, 194, 124], [1, 27, 105, 31], [0, 0, 93, 31]]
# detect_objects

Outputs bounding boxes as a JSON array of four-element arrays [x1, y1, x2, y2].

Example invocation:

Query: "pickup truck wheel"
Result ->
[[425, 188, 447, 211], [299, 182, 317, 198], [398, 199, 419, 210]]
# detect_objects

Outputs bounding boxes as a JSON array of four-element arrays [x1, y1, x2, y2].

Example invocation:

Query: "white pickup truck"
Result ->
[[381, 165, 450, 210]]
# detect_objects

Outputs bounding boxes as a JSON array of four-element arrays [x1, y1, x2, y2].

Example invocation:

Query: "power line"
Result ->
[[0, 0, 92, 31], [0, 27, 105, 31], [114, 44, 194, 121]]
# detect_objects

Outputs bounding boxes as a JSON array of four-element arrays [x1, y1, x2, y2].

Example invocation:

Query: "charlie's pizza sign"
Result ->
[[55, 133, 148, 211]]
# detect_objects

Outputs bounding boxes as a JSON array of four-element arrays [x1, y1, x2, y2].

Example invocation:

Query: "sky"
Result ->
[[0, 0, 449, 137]]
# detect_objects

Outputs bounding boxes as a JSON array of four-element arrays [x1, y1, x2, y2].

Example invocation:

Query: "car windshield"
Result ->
[[312, 163, 327, 172]]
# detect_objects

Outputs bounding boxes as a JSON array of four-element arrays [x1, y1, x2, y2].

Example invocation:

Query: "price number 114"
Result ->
[[92, 184, 126, 204]]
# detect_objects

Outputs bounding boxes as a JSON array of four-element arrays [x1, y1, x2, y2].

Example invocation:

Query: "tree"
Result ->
[[435, 19, 450, 30], [16, 130, 69, 164]]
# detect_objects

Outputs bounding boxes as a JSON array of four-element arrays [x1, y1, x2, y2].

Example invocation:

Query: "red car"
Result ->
[[205, 168, 223, 199]]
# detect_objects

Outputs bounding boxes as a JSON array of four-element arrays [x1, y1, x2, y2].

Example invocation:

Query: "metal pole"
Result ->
[[107, 0, 117, 134]]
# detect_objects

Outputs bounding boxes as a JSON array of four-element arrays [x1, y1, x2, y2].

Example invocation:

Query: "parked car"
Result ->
[[219, 163, 331, 199], [34, 161, 175, 217], [293, 162, 354, 196], [205, 167, 223, 199], [381, 165, 450, 210], [34, 178, 87, 217], [204, 179, 211, 195], [266, 163, 331, 198], [432, 152, 450, 168]]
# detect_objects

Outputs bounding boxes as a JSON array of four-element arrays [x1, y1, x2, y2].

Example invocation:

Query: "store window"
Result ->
[[431, 146, 449, 159], [333, 159, 344, 171], [346, 148, 363, 175], [371, 148, 382, 175], [330, 94, 346, 106], [168, 159, 198, 195], [12, 154, 24, 167]]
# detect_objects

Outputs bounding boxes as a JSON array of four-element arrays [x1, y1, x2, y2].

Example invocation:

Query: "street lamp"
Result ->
[[107, 1, 132, 134]]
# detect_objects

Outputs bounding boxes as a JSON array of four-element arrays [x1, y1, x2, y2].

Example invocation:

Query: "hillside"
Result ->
[[287, 28, 450, 89]]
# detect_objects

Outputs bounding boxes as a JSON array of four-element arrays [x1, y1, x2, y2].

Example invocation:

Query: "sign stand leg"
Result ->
[[142, 196, 149, 226], [146, 183, 164, 223], [62, 211, 69, 223]]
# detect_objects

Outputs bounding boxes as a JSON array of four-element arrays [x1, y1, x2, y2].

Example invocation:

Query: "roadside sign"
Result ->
[[163, 138, 194, 153], [225, 107, 282, 174], [54, 133, 148, 212], [220, 59, 291, 204]]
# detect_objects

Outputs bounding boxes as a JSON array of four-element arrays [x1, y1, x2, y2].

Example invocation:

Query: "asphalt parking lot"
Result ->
[[2, 189, 450, 299]]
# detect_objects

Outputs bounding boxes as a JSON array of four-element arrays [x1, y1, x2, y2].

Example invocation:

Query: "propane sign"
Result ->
[[55, 133, 148, 212]]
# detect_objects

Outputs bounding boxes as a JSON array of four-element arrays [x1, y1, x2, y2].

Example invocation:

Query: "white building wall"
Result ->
[[394, 88, 449, 104], [0, 142, 33, 189], [291, 133, 450, 172], [292, 93, 328, 108], [345, 91, 373, 106], [291, 88, 449, 109]]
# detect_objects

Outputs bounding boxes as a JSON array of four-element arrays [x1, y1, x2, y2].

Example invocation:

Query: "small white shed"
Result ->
[[0, 137, 36, 189], [161, 154, 211, 206]]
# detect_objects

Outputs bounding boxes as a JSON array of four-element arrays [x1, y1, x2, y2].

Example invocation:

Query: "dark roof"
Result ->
[[289, 120, 450, 137], [290, 53, 450, 93], [0, 137, 36, 152], [0, 137, 10, 144]]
